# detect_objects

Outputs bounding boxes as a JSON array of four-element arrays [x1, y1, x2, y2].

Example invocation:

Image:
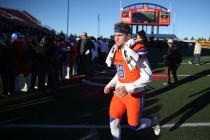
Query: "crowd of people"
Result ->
[[0, 11, 188, 98], [0, 29, 111, 96]]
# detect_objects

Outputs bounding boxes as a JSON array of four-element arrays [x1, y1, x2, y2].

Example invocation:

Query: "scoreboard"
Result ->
[[121, 6, 170, 26]]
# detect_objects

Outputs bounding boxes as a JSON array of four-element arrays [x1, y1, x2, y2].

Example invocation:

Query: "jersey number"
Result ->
[[115, 64, 125, 79]]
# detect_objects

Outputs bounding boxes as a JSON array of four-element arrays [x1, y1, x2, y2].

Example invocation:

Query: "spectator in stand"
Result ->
[[189, 39, 202, 65]]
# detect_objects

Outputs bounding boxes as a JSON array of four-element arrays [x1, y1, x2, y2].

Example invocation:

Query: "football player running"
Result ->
[[104, 22, 160, 140]]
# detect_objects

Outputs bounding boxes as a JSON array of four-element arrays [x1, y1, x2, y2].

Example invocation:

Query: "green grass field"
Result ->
[[144, 46, 210, 140]]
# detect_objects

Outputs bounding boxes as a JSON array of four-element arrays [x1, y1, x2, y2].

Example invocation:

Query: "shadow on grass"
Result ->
[[201, 60, 210, 65], [147, 69, 210, 99], [160, 87, 210, 131]]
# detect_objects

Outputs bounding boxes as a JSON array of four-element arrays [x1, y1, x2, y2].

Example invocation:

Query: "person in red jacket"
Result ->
[[13, 33, 31, 93], [57, 34, 70, 80], [66, 34, 78, 78]]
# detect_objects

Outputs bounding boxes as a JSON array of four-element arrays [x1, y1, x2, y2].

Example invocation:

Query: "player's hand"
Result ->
[[104, 86, 113, 94], [113, 86, 127, 98]]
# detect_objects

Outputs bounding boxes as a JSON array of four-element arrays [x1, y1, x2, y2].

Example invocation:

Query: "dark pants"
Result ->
[[78, 55, 91, 79], [191, 54, 201, 65], [53, 59, 63, 85], [166, 64, 179, 83], [1, 62, 16, 95], [37, 63, 57, 93], [29, 61, 38, 90], [98, 52, 107, 68]]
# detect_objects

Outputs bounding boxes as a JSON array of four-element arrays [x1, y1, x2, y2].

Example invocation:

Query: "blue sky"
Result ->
[[0, 0, 210, 39]]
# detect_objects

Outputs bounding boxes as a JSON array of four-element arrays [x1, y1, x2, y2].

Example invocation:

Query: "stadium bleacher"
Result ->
[[0, 7, 40, 26], [0, 7, 55, 35]]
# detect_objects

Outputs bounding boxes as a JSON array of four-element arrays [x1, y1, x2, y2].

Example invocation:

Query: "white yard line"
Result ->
[[0, 97, 53, 113], [155, 62, 210, 64], [1, 123, 210, 129], [82, 74, 210, 87], [161, 122, 210, 128]]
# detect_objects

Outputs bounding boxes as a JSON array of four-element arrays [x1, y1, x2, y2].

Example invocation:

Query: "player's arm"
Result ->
[[104, 73, 118, 94], [124, 58, 152, 94]]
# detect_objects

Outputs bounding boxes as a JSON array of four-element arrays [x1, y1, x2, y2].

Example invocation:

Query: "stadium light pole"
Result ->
[[170, 0, 176, 35], [197, 16, 199, 39], [120, 0, 123, 16], [98, 13, 100, 38], [173, 13, 176, 35], [67, 0, 69, 37], [120, 0, 122, 11]]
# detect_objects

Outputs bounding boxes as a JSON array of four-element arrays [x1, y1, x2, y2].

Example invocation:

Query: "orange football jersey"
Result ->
[[113, 43, 148, 83]]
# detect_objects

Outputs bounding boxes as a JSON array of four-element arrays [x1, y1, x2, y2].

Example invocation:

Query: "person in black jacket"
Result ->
[[163, 39, 182, 86], [1, 35, 16, 96], [30, 35, 56, 93], [77, 32, 94, 80]]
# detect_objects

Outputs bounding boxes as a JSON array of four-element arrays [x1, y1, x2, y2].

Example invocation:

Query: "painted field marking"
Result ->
[[82, 74, 210, 87], [0, 97, 53, 113], [1, 123, 210, 129]]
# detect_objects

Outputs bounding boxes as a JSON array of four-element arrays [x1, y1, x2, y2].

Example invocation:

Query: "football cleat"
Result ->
[[152, 115, 160, 136]]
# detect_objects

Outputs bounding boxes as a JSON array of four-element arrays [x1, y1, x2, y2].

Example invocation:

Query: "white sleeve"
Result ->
[[124, 58, 152, 94], [106, 73, 118, 88]]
